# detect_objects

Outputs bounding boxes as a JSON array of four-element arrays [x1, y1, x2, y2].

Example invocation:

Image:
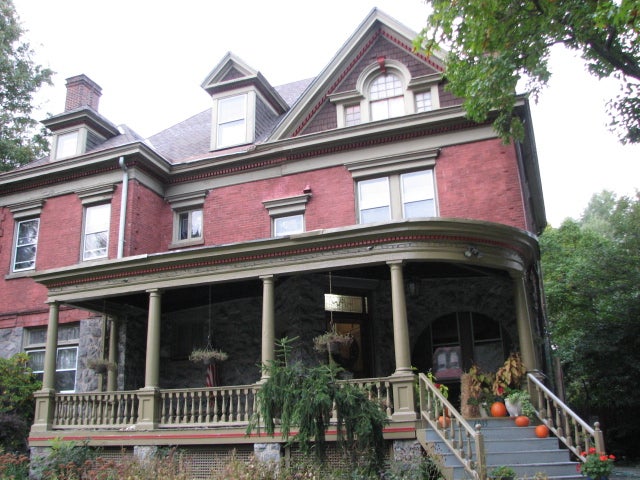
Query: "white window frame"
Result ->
[[12, 217, 40, 272], [273, 214, 304, 237], [82, 203, 111, 261], [8, 200, 44, 274], [54, 130, 80, 159], [176, 209, 203, 242]]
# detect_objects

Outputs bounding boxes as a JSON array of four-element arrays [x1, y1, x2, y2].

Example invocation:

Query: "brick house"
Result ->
[[0, 8, 553, 473]]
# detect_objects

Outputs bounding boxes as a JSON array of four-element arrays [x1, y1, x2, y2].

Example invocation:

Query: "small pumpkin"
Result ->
[[490, 401, 508, 417], [535, 424, 550, 438], [438, 415, 451, 428], [514, 415, 530, 427]]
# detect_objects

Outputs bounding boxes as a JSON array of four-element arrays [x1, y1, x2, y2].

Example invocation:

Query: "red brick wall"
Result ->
[[206, 166, 355, 244], [436, 139, 526, 229], [125, 181, 171, 255]]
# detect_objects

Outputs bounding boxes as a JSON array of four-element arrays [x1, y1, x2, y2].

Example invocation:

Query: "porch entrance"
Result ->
[[413, 311, 507, 405]]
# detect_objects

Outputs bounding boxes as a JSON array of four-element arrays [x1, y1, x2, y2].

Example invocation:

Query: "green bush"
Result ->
[[0, 353, 41, 452], [0, 449, 30, 480]]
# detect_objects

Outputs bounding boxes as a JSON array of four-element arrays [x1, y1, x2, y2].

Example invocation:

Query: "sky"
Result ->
[[12, 0, 640, 227]]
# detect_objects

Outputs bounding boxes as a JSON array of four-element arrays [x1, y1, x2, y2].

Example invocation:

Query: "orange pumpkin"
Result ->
[[515, 415, 530, 427], [438, 415, 451, 428], [535, 424, 550, 438], [490, 401, 508, 417]]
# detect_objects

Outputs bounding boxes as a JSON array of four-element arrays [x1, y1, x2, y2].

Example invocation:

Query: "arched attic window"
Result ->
[[369, 73, 404, 121], [330, 59, 440, 127]]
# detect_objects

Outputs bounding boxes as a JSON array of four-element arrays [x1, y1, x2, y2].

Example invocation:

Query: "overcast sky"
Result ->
[[13, 0, 640, 226]]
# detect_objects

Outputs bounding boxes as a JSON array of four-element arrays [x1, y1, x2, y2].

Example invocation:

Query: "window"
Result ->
[[274, 214, 304, 237], [83, 203, 110, 260], [263, 194, 311, 237], [344, 104, 361, 127], [178, 209, 203, 241], [55, 131, 79, 159], [24, 324, 79, 393], [401, 170, 436, 218], [358, 177, 391, 223], [369, 74, 404, 121], [357, 169, 436, 223], [217, 94, 247, 148], [415, 91, 432, 113], [13, 218, 39, 272]]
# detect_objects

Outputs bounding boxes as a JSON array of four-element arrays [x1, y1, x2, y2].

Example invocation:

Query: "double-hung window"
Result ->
[[217, 94, 247, 148], [263, 194, 311, 237], [83, 203, 110, 260], [24, 324, 79, 393], [356, 168, 437, 224], [273, 214, 304, 237], [178, 209, 203, 241], [13, 218, 40, 272]]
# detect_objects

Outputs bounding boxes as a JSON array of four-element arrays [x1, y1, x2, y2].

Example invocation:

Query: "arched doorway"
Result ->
[[413, 311, 508, 405]]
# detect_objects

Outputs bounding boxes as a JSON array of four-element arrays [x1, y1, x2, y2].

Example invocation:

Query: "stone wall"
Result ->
[[0, 325, 23, 359]]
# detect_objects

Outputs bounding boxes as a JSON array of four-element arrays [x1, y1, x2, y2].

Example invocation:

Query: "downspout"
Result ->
[[117, 156, 128, 259]]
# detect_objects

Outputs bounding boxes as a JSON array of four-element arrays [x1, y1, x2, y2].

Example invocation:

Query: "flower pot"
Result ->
[[505, 398, 521, 417]]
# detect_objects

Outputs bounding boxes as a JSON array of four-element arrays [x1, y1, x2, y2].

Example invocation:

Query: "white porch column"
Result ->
[[388, 261, 416, 421], [31, 301, 59, 432], [512, 273, 538, 371], [260, 275, 275, 381]]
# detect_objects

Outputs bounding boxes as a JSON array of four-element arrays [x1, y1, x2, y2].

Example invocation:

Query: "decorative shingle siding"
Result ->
[[255, 96, 280, 142], [438, 83, 463, 108]]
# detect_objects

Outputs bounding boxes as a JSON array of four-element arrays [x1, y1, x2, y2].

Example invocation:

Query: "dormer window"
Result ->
[[216, 94, 248, 148], [330, 61, 441, 128], [55, 130, 80, 159], [369, 73, 404, 121]]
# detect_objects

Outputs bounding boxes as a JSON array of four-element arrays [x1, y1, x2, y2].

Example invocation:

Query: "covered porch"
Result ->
[[29, 219, 544, 447]]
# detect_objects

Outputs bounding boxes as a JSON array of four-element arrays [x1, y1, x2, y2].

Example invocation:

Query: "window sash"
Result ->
[[358, 177, 391, 223], [344, 105, 361, 126], [217, 95, 247, 148], [401, 170, 436, 218], [370, 96, 404, 121], [178, 209, 203, 241], [27, 346, 78, 393], [415, 91, 432, 113], [83, 204, 110, 260], [56, 131, 79, 159], [13, 218, 39, 271], [274, 214, 304, 237]]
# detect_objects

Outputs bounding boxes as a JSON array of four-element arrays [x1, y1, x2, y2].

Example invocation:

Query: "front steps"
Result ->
[[419, 418, 581, 480]]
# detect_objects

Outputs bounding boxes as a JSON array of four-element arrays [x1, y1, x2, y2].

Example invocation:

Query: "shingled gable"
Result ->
[[201, 52, 289, 115], [268, 8, 447, 141]]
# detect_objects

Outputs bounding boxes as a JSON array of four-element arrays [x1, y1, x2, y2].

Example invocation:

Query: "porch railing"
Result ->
[[49, 376, 397, 430], [418, 373, 485, 480], [527, 372, 606, 459], [159, 385, 259, 427], [53, 391, 139, 428]]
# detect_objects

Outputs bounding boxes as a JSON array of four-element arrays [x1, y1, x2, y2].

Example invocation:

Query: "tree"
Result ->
[[415, 0, 640, 144], [540, 191, 640, 456], [0, 0, 53, 172]]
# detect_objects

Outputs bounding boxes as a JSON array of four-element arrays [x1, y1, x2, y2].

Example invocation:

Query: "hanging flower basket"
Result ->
[[87, 358, 117, 375], [312, 331, 354, 354], [189, 347, 228, 365]]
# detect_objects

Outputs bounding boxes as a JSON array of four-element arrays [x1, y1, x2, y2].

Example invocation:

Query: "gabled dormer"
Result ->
[[42, 75, 120, 161], [201, 53, 289, 151], [269, 8, 449, 140]]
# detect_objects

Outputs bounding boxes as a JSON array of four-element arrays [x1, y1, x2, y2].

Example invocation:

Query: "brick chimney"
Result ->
[[64, 74, 102, 112]]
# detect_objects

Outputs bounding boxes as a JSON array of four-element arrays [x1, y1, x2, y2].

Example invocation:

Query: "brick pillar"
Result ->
[[65, 74, 102, 111]]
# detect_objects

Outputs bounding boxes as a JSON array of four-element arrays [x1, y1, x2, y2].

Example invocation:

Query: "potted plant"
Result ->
[[492, 352, 526, 397], [463, 364, 497, 417], [577, 447, 615, 480], [188, 347, 228, 365], [86, 358, 116, 375], [312, 330, 353, 354], [505, 389, 536, 419], [490, 465, 516, 480]]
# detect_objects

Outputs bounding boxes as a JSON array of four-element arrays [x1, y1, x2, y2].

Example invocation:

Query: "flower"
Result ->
[[577, 447, 615, 478]]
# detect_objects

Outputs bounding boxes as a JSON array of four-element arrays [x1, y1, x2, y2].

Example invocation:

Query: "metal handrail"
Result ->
[[527, 372, 605, 459], [418, 373, 486, 480]]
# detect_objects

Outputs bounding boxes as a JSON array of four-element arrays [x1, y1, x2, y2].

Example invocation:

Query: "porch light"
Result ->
[[464, 246, 481, 258]]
